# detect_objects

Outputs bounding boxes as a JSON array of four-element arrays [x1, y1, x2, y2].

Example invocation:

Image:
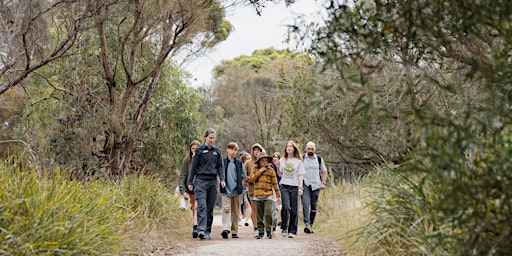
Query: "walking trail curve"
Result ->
[[171, 214, 341, 256]]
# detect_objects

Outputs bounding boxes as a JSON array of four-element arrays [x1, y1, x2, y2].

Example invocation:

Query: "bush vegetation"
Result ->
[[0, 158, 188, 255]]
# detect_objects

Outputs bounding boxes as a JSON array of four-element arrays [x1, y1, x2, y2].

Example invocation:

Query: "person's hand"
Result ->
[[276, 197, 281, 204], [320, 183, 326, 190], [220, 181, 226, 188], [298, 187, 303, 196], [188, 185, 194, 191], [259, 167, 266, 173], [182, 193, 189, 200]]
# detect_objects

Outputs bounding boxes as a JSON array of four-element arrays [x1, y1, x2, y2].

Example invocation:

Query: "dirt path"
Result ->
[[171, 215, 341, 256]]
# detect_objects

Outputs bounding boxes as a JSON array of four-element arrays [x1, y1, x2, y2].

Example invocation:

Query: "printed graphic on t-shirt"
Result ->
[[283, 162, 295, 178]]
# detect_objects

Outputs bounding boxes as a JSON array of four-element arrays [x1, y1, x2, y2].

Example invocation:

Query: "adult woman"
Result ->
[[278, 141, 305, 238], [188, 128, 226, 240], [179, 140, 201, 238]]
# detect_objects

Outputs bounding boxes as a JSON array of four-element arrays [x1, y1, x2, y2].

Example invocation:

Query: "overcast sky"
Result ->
[[184, 0, 323, 87]]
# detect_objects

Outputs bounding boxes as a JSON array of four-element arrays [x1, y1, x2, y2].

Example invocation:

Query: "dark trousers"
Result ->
[[194, 178, 218, 233], [280, 184, 299, 235], [301, 185, 320, 225]]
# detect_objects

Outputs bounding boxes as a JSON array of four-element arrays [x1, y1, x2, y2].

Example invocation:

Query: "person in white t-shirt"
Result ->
[[277, 140, 305, 238]]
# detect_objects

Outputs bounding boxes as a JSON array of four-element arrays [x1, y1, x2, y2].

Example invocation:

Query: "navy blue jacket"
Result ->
[[188, 144, 224, 185], [221, 157, 244, 195]]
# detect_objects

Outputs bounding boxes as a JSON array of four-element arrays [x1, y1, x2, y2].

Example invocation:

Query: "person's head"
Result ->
[[187, 140, 201, 163], [255, 152, 273, 168], [203, 128, 216, 147], [241, 152, 251, 163], [305, 141, 316, 156], [226, 142, 239, 159], [272, 152, 281, 165], [251, 143, 264, 159], [283, 140, 302, 160]]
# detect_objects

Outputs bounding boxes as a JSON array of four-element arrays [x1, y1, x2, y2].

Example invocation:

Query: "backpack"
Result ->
[[303, 154, 323, 181]]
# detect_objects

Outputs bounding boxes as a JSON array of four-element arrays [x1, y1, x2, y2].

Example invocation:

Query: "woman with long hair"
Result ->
[[179, 140, 202, 238], [278, 141, 305, 238]]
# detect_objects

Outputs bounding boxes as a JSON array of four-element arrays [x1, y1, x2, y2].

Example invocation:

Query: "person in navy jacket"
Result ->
[[188, 128, 226, 240], [220, 142, 246, 239]]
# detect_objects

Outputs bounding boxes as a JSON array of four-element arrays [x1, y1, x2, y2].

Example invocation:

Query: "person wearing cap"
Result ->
[[188, 128, 226, 240], [278, 140, 305, 238], [248, 152, 281, 239], [220, 142, 245, 239], [243, 143, 264, 237]]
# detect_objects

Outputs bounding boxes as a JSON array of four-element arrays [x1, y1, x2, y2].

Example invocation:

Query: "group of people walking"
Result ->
[[178, 128, 327, 240]]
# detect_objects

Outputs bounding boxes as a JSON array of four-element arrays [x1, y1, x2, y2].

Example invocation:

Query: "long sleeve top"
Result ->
[[188, 144, 224, 184], [249, 166, 281, 200]]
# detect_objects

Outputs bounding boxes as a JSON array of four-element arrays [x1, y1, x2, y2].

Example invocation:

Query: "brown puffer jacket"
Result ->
[[244, 143, 264, 198]]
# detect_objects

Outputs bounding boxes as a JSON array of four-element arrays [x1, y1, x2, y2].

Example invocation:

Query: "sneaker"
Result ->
[[204, 232, 212, 240], [231, 234, 239, 238], [281, 230, 288, 237], [266, 231, 272, 239], [288, 233, 296, 238], [198, 231, 205, 240], [304, 223, 312, 234], [253, 230, 259, 238], [257, 233, 264, 239], [221, 230, 230, 239]]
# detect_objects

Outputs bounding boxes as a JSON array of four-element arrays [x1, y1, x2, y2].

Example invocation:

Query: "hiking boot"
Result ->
[[281, 230, 288, 237], [231, 233, 239, 238], [198, 231, 205, 240], [253, 229, 259, 238], [204, 232, 211, 240], [256, 233, 264, 239], [266, 231, 272, 239], [304, 223, 312, 234], [288, 233, 296, 238], [221, 230, 230, 239]]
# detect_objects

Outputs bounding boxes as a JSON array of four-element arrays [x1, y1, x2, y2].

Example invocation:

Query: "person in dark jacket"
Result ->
[[188, 128, 226, 240], [220, 142, 246, 239], [178, 140, 201, 238]]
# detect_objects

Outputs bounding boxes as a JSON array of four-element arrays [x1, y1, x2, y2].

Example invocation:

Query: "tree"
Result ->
[[2, 0, 232, 177], [209, 48, 314, 152], [299, 0, 512, 254]]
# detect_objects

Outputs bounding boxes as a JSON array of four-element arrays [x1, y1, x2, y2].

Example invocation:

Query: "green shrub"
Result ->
[[0, 159, 187, 255], [0, 162, 127, 255]]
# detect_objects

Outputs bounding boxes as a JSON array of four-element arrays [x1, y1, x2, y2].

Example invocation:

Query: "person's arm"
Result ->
[[298, 161, 305, 195], [216, 149, 226, 187], [179, 158, 189, 197], [240, 161, 247, 179], [272, 173, 281, 204], [277, 158, 283, 177], [188, 149, 199, 191], [320, 157, 328, 189]]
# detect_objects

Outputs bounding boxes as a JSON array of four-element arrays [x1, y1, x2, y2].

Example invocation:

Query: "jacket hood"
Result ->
[[251, 143, 264, 156]]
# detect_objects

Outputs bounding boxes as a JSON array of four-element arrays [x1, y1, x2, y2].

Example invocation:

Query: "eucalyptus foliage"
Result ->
[[303, 0, 512, 254]]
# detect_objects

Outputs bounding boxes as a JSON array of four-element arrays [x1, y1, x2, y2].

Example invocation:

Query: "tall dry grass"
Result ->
[[315, 168, 444, 256], [0, 158, 189, 255]]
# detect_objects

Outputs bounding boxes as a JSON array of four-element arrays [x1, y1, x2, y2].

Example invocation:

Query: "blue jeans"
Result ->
[[280, 184, 299, 235], [301, 185, 320, 226], [194, 178, 218, 233]]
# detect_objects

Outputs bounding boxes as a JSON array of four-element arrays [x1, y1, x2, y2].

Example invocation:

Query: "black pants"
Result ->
[[194, 178, 218, 233]]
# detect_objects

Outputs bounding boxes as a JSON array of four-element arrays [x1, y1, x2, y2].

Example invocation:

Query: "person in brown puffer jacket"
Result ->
[[243, 143, 264, 238]]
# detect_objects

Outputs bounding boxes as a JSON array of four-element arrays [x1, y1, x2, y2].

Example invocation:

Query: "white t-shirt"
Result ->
[[279, 157, 305, 187]]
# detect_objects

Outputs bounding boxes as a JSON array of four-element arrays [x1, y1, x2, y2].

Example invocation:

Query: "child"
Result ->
[[249, 153, 281, 239]]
